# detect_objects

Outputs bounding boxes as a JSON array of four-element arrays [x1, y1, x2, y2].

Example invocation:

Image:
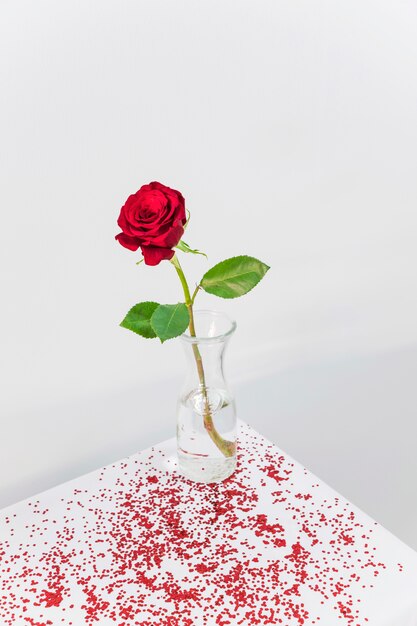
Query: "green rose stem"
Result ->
[[171, 255, 236, 458]]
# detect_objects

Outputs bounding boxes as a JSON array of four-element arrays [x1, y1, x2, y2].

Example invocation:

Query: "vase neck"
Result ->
[[181, 335, 231, 390], [179, 310, 235, 393]]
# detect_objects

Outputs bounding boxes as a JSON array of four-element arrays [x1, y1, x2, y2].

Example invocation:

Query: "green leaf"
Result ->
[[200, 255, 270, 299], [151, 303, 190, 343], [120, 301, 160, 338], [176, 240, 207, 259]]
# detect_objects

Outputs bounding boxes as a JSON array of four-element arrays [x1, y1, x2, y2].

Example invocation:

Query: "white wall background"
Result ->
[[1, 1, 417, 547]]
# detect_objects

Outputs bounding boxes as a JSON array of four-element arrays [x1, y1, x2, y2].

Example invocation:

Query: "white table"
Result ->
[[1, 421, 417, 625]]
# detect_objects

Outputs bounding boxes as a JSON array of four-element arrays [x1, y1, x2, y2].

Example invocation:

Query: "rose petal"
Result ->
[[141, 245, 175, 266], [117, 207, 132, 235], [115, 232, 141, 251], [151, 222, 184, 248]]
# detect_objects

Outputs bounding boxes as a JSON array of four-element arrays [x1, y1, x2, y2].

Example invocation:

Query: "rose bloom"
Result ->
[[115, 181, 186, 266]]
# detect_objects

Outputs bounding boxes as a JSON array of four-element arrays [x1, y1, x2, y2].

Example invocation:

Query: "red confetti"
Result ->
[[0, 424, 401, 625]]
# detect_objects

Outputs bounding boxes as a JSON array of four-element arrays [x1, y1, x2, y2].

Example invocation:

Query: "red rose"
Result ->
[[115, 181, 186, 266]]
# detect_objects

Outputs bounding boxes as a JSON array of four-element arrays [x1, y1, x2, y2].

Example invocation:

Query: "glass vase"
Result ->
[[176, 310, 237, 483]]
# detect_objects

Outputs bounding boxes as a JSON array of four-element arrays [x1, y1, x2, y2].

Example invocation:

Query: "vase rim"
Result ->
[[180, 309, 237, 344]]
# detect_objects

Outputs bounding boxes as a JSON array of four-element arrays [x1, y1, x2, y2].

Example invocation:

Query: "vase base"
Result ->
[[177, 452, 236, 483]]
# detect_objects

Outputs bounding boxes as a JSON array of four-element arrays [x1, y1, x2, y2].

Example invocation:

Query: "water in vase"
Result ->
[[177, 386, 236, 483]]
